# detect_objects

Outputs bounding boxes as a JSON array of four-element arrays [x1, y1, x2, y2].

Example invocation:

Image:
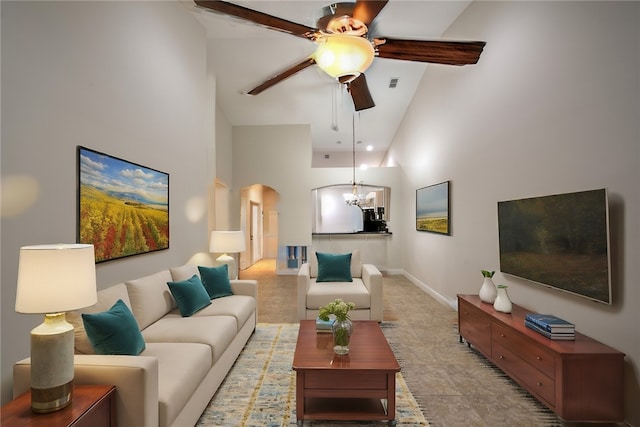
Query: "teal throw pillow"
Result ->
[[82, 299, 146, 356], [167, 275, 212, 317], [316, 252, 353, 282], [198, 265, 234, 299]]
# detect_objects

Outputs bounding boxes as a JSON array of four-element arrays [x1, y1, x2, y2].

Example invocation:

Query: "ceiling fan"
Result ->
[[194, 0, 486, 111]]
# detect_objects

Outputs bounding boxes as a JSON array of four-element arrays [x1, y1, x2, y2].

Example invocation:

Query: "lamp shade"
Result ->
[[209, 231, 245, 254], [15, 244, 97, 314], [314, 34, 375, 80]]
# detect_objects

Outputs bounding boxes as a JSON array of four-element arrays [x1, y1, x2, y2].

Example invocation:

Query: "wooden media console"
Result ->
[[457, 294, 624, 422]]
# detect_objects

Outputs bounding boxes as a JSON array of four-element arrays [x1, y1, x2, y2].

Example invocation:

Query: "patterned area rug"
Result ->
[[197, 323, 429, 426]]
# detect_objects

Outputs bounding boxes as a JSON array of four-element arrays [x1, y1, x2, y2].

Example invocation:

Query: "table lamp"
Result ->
[[209, 231, 245, 280], [15, 244, 97, 413]]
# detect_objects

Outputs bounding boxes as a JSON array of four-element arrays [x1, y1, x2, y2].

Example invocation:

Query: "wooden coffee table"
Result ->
[[292, 320, 400, 426]]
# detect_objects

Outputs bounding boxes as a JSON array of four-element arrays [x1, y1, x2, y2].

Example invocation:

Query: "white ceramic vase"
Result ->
[[493, 285, 513, 313], [479, 277, 497, 304]]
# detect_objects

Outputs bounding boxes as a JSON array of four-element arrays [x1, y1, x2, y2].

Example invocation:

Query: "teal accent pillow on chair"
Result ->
[[198, 265, 233, 299], [316, 252, 353, 282], [82, 299, 146, 355], [167, 274, 212, 317]]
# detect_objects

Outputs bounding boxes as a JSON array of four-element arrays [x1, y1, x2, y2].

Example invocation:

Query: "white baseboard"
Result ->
[[396, 270, 458, 311], [276, 269, 299, 276]]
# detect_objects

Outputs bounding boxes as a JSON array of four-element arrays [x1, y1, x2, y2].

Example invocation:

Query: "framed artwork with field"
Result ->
[[416, 181, 450, 235], [78, 146, 169, 262]]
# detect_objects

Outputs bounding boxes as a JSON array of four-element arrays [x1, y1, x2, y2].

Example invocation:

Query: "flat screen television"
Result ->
[[497, 188, 612, 305]]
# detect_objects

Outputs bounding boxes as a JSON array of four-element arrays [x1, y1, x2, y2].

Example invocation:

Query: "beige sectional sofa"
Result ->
[[13, 264, 257, 427]]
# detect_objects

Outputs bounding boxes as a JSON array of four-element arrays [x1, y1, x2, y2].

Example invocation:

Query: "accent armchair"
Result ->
[[297, 250, 383, 321]]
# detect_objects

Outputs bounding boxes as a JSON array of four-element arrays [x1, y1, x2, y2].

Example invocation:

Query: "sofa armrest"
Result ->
[[297, 263, 311, 320], [14, 355, 159, 427], [362, 264, 383, 321], [230, 279, 258, 299]]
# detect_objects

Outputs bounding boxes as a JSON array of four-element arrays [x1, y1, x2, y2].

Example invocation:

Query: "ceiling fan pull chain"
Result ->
[[352, 113, 356, 185], [331, 83, 339, 132]]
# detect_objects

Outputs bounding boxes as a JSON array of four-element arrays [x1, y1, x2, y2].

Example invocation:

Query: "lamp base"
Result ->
[[31, 382, 73, 413], [30, 313, 75, 413]]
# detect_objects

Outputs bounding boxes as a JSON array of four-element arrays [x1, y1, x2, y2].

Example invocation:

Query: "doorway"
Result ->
[[239, 184, 279, 272], [250, 201, 262, 265]]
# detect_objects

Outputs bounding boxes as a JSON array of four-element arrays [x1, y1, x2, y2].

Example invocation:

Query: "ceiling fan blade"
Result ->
[[376, 38, 486, 65], [194, 0, 316, 40], [347, 74, 375, 111], [247, 58, 316, 95], [352, 0, 389, 27]]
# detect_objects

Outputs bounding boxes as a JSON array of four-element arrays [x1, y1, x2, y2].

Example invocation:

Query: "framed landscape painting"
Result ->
[[78, 146, 169, 262], [416, 181, 450, 235]]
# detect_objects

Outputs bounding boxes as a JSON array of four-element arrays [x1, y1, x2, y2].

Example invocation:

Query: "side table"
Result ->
[[1, 385, 116, 427]]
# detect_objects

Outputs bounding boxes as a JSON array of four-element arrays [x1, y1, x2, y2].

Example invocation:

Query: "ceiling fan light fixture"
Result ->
[[314, 34, 375, 81]]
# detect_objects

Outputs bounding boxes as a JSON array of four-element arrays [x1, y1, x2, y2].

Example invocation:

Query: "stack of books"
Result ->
[[525, 313, 575, 340], [315, 316, 335, 333]]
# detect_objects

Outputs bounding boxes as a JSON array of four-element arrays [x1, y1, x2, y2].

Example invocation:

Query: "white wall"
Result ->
[[232, 124, 314, 246], [386, 2, 639, 424], [215, 104, 233, 187], [1, 1, 210, 403]]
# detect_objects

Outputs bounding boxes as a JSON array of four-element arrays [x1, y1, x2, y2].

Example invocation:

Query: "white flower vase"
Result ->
[[493, 285, 513, 313], [478, 277, 497, 304]]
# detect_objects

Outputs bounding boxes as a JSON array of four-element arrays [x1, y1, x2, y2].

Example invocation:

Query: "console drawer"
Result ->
[[492, 322, 555, 379], [493, 342, 555, 406]]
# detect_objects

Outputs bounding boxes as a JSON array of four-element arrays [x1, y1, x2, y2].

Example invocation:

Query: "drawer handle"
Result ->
[[501, 333, 506, 338], [499, 355, 504, 359], [536, 356, 542, 360], [536, 382, 542, 386]]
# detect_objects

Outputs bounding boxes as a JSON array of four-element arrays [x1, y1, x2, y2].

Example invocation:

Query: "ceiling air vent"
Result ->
[[324, 154, 330, 159], [389, 78, 399, 88]]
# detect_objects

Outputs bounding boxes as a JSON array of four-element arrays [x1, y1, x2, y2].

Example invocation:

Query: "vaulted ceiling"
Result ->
[[189, 1, 473, 167]]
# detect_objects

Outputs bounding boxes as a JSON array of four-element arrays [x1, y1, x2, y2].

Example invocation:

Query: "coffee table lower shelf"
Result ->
[[298, 395, 396, 426]]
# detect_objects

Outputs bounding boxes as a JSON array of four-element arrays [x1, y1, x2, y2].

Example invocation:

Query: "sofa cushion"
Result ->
[[141, 342, 212, 427], [141, 315, 237, 362], [169, 264, 199, 282], [306, 278, 371, 309], [164, 295, 256, 332], [167, 275, 211, 317], [198, 265, 233, 299], [310, 249, 361, 278], [82, 299, 146, 355], [125, 270, 175, 330], [67, 283, 131, 354], [316, 252, 353, 282]]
